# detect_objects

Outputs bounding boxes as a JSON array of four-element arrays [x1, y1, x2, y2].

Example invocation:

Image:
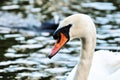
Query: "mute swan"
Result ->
[[48, 14, 120, 80]]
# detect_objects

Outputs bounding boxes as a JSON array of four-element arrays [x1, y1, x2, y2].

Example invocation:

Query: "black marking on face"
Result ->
[[53, 24, 72, 43]]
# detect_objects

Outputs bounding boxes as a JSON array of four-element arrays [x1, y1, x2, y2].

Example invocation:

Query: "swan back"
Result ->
[[88, 50, 120, 80]]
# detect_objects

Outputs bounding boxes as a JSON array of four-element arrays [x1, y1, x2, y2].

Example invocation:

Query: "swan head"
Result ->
[[48, 14, 96, 58]]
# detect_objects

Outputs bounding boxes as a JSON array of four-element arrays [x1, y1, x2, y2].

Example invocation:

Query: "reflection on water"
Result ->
[[0, 0, 120, 80]]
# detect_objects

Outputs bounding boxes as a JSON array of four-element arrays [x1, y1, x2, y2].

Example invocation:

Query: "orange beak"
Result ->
[[48, 33, 68, 59]]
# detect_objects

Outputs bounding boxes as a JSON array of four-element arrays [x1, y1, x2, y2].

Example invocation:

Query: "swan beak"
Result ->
[[48, 33, 68, 59]]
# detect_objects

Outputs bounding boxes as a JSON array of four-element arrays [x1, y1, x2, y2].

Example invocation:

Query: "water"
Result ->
[[0, 0, 120, 80]]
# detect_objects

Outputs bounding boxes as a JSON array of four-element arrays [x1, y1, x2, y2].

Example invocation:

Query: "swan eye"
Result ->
[[53, 32, 60, 40], [53, 24, 72, 42], [53, 32, 61, 43]]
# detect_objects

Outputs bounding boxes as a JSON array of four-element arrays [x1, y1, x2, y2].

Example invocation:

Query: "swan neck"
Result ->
[[74, 36, 96, 80]]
